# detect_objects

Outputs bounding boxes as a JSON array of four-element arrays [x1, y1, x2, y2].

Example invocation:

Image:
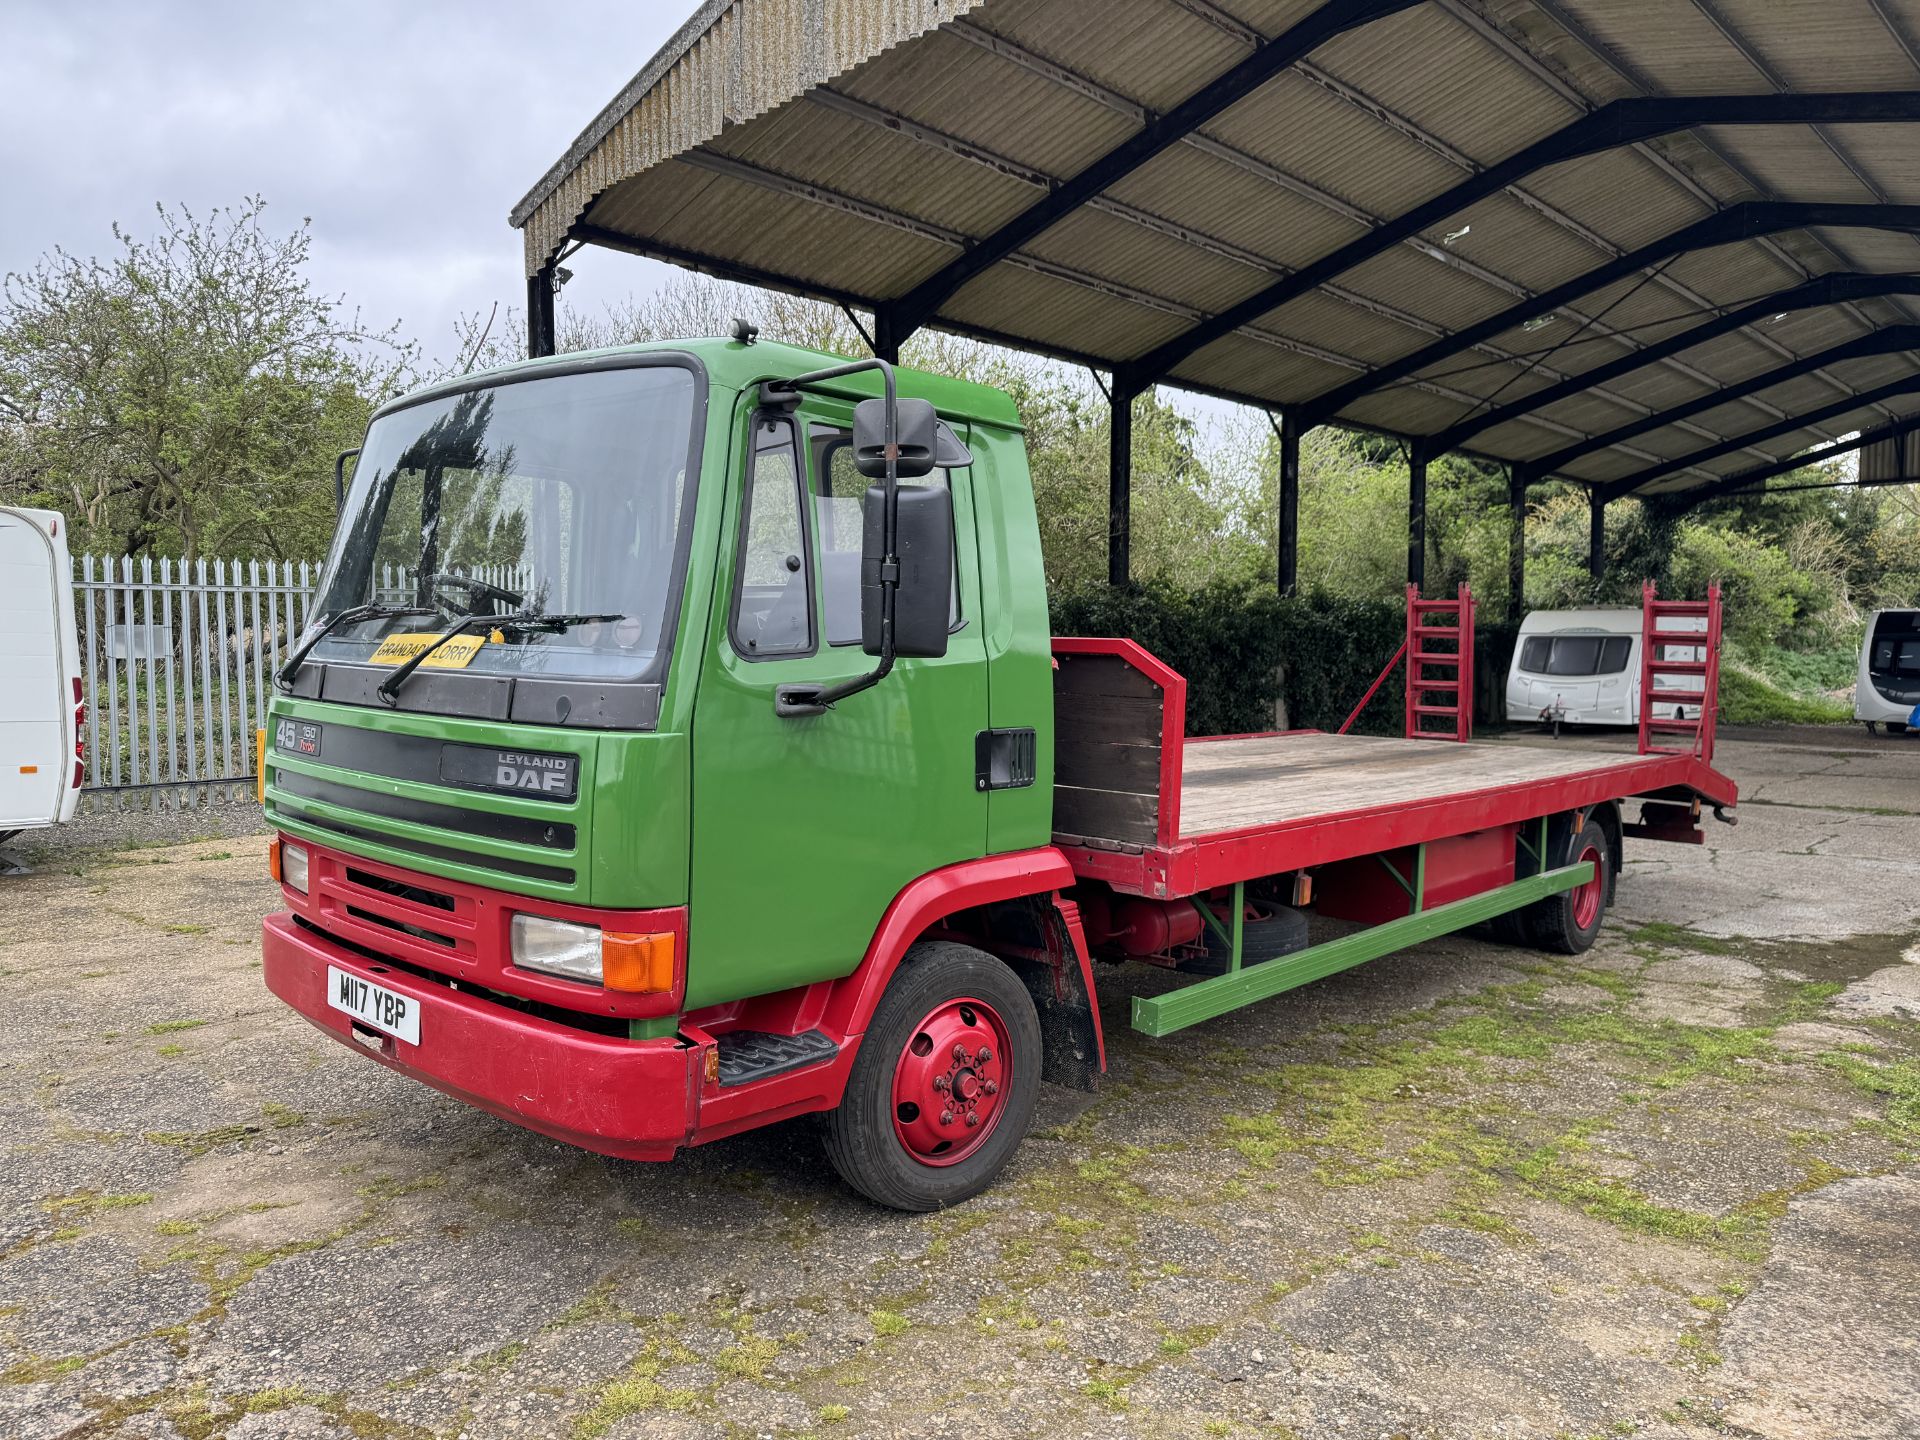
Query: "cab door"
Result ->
[[686, 396, 990, 1011]]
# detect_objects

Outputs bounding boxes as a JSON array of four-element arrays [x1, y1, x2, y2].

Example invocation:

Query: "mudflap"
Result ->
[[987, 896, 1104, 1094]]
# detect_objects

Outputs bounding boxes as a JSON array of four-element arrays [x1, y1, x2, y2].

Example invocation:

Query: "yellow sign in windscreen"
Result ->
[[367, 632, 488, 669]]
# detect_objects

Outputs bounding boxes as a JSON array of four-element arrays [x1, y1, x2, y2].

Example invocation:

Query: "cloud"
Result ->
[[0, 0, 687, 365]]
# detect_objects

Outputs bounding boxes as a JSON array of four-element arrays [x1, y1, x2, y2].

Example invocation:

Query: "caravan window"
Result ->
[[1519, 635, 1632, 676], [1872, 635, 1920, 678]]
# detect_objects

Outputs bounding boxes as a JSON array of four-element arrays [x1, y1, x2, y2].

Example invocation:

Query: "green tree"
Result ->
[[0, 198, 415, 561]]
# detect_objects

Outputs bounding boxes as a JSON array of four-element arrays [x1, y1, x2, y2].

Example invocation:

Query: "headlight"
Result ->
[[509, 915, 678, 993], [280, 841, 309, 895], [511, 914, 602, 984]]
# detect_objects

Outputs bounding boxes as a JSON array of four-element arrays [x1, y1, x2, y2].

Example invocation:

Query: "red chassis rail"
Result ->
[[263, 839, 1087, 1162]]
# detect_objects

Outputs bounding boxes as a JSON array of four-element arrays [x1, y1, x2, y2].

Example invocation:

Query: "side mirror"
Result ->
[[862, 483, 952, 659], [853, 396, 938, 480]]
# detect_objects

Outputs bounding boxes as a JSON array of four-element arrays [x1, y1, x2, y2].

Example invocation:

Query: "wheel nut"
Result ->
[[932, 1075, 950, 1092], [965, 1111, 981, 1127], [983, 1080, 998, 1096], [977, 1046, 992, 1063], [939, 1109, 954, 1126], [954, 1043, 970, 1062]]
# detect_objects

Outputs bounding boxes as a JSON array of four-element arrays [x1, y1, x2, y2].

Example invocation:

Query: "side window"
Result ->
[[731, 417, 812, 658], [1597, 636, 1632, 674], [809, 426, 961, 648]]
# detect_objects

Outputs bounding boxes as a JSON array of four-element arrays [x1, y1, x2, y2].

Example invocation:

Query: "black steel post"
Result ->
[[871, 307, 903, 366], [1508, 465, 1528, 618], [1407, 440, 1428, 593], [527, 263, 557, 359], [1278, 413, 1300, 595], [1109, 387, 1135, 587], [1588, 490, 1607, 583]]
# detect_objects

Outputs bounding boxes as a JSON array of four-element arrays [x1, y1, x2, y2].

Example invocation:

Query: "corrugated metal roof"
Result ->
[[514, 0, 1920, 495]]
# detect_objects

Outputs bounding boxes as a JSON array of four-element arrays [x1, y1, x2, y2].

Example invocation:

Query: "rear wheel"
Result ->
[[823, 941, 1041, 1211], [1524, 816, 1611, 955]]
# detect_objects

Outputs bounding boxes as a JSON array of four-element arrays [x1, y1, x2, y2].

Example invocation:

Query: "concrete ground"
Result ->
[[2, 733, 1917, 1440]]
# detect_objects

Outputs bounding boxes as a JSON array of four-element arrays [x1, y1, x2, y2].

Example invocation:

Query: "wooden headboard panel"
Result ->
[[1050, 639, 1186, 850]]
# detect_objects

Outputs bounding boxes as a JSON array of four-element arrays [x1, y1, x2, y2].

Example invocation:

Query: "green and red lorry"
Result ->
[[261, 336, 1736, 1210]]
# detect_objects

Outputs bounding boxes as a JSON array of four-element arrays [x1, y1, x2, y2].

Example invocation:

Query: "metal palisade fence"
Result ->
[[71, 557, 529, 809], [74, 556, 318, 808]]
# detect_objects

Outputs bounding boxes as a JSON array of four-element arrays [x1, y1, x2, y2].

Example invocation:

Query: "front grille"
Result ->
[[348, 866, 455, 912], [346, 904, 456, 948], [274, 769, 574, 851], [269, 800, 576, 885]]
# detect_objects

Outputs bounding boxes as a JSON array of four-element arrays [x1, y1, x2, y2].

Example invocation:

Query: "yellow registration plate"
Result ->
[[367, 632, 488, 669]]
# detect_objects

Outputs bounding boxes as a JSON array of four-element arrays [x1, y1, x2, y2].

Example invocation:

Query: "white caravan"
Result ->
[[1856, 609, 1920, 734], [1506, 607, 1703, 728], [0, 508, 84, 846]]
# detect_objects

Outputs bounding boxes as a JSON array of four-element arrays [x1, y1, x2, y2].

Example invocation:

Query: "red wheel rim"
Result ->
[[1570, 842, 1605, 929], [891, 996, 1011, 1167]]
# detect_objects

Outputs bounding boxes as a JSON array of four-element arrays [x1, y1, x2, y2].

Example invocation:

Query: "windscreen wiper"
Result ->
[[375, 611, 624, 705], [275, 604, 436, 692]]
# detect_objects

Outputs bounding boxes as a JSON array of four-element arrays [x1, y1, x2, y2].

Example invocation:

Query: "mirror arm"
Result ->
[[334, 448, 360, 516], [765, 358, 901, 719]]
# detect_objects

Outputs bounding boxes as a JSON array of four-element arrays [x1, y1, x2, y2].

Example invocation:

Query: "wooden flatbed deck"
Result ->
[[1178, 733, 1652, 840], [1049, 637, 1736, 901]]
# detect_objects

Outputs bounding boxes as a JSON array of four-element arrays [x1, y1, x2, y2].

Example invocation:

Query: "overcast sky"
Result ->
[[1, 0, 694, 366]]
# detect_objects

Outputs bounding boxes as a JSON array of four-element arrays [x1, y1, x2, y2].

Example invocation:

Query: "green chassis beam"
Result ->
[[1132, 860, 1593, 1037]]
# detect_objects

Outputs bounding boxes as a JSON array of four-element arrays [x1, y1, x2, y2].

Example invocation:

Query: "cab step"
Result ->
[[714, 1028, 840, 1086]]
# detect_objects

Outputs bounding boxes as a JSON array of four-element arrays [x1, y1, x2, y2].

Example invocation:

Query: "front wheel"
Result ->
[[1524, 816, 1611, 955], [823, 941, 1041, 1211]]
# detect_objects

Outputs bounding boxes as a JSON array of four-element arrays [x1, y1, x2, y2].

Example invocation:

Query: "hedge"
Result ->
[[1049, 580, 1518, 738]]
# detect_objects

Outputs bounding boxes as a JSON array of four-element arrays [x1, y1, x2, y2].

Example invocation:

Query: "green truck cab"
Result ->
[[264, 337, 1072, 1210], [262, 333, 1734, 1210]]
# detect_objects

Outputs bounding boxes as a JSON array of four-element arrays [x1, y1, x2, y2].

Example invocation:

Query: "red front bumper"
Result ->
[[263, 912, 697, 1161]]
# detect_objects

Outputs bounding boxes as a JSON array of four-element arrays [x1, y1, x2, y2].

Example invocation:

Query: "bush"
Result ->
[[1049, 581, 1455, 737], [1668, 522, 1830, 649], [1718, 664, 1851, 726]]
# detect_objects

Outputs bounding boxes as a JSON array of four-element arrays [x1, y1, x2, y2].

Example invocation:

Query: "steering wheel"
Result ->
[[429, 573, 524, 616]]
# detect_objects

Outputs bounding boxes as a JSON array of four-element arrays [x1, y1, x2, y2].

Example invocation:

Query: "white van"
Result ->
[[1507, 607, 1703, 729], [1857, 609, 1920, 734], [0, 507, 84, 846]]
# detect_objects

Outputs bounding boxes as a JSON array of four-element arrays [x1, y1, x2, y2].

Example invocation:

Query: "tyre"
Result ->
[[823, 941, 1041, 1211], [1892, 722, 1910, 736], [1524, 816, 1611, 955], [1179, 900, 1309, 975]]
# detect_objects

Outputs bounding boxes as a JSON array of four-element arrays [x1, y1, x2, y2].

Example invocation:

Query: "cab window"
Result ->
[[731, 417, 812, 659], [808, 427, 961, 647]]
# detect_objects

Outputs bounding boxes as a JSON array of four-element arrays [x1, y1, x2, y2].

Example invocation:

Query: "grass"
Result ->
[[572, 1340, 700, 1438], [1821, 1051, 1920, 1138], [1081, 1375, 1130, 1410], [713, 1328, 780, 1380], [868, 1309, 911, 1337], [144, 1019, 208, 1036], [43, 1190, 153, 1217]]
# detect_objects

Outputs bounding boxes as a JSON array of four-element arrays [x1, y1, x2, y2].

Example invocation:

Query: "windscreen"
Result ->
[[1870, 613, 1920, 678], [309, 364, 697, 685], [1518, 635, 1632, 677]]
